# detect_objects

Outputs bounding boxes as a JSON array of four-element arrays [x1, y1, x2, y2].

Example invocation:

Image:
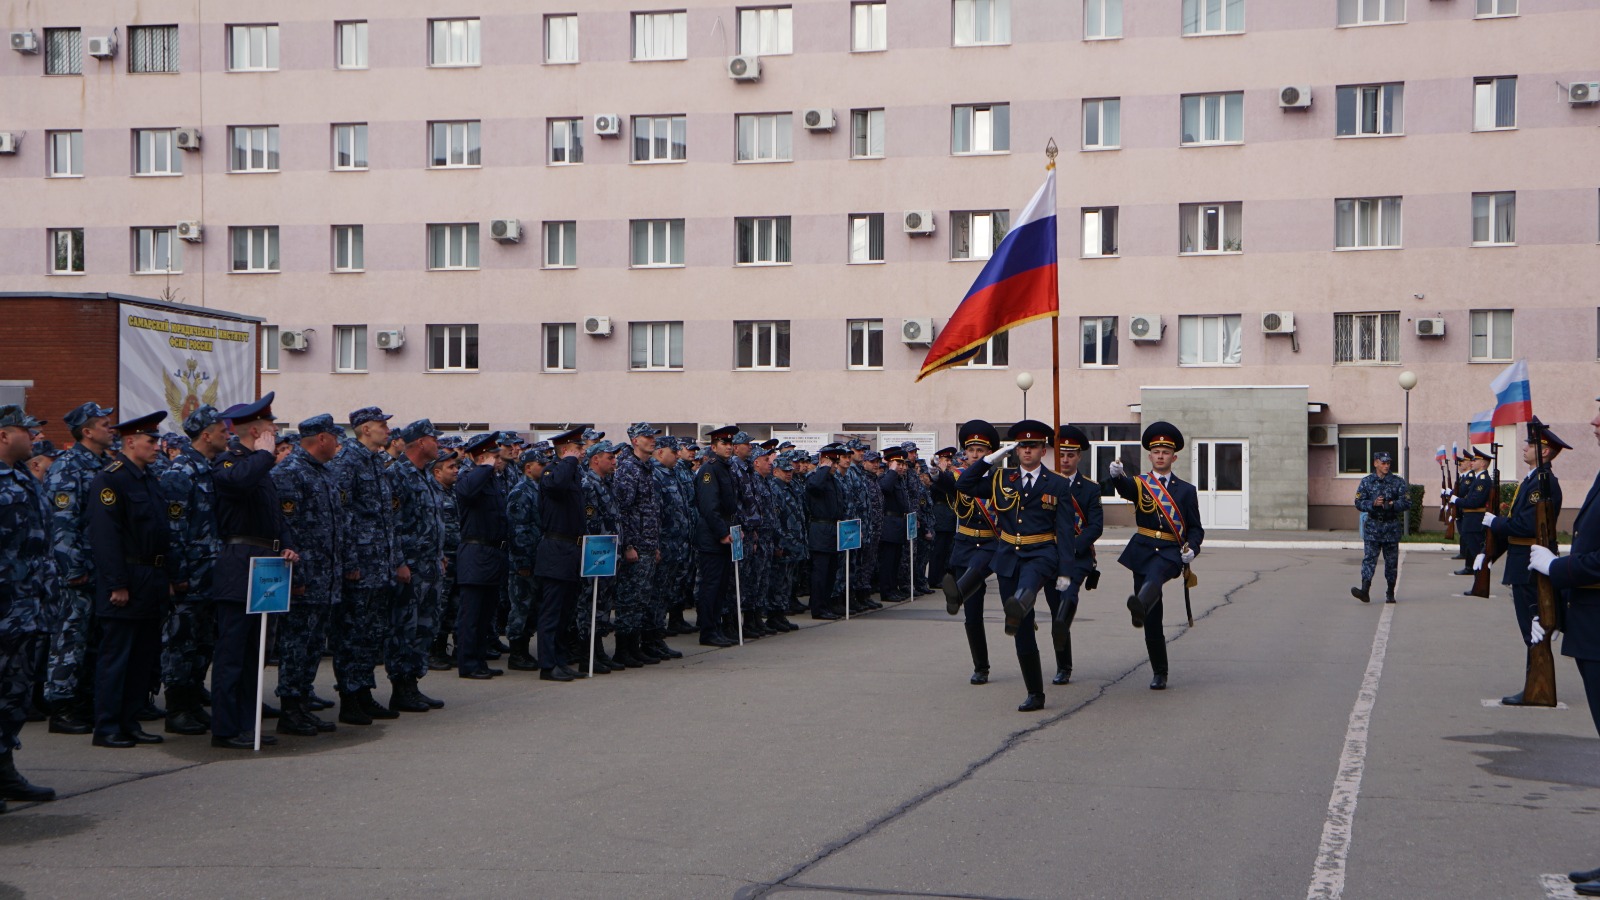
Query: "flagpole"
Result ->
[[1045, 138, 1062, 470]]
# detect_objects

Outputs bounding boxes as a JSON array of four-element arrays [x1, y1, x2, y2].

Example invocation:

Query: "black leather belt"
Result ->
[[462, 538, 508, 549], [124, 554, 166, 568], [544, 532, 579, 545], [226, 536, 280, 552], [809, 518, 837, 525]]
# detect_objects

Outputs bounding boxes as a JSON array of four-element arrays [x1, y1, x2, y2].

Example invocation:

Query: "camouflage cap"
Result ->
[[0, 405, 45, 430], [349, 406, 392, 428], [774, 454, 796, 472], [581, 428, 606, 442], [399, 419, 441, 444], [861, 449, 882, 462], [731, 431, 752, 445], [750, 446, 773, 459], [182, 404, 221, 437], [658, 435, 680, 451], [519, 447, 550, 466], [627, 422, 662, 439], [275, 431, 301, 446], [29, 439, 59, 458], [298, 414, 341, 438], [584, 439, 617, 461], [63, 402, 114, 430], [1373, 451, 1393, 463]]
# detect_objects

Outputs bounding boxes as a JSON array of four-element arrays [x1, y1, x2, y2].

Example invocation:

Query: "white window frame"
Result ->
[[47, 131, 83, 178], [1473, 76, 1517, 131], [1472, 191, 1516, 246], [951, 210, 1009, 261], [548, 118, 584, 165], [632, 11, 688, 61], [736, 216, 792, 266], [1336, 429, 1400, 477], [334, 325, 368, 373], [427, 324, 480, 372], [736, 113, 793, 163], [543, 323, 578, 372], [1080, 316, 1119, 367], [336, 21, 368, 69], [429, 18, 481, 67], [228, 24, 280, 72], [1182, 0, 1245, 35], [1179, 202, 1243, 254], [953, 0, 1011, 47], [44, 28, 82, 76], [738, 6, 793, 56], [631, 219, 686, 268], [1178, 314, 1243, 366], [135, 129, 183, 176], [630, 321, 685, 371], [632, 115, 687, 163], [229, 125, 280, 173], [851, 108, 886, 159], [332, 123, 368, 171], [1082, 98, 1120, 150], [1181, 92, 1244, 146], [1082, 207, 1118, 258], [429, 121, 482, 169], [261, 325, 280, 372], [852, 2, 888, 51], [428, 223, 481, 270], [1476, 0, 1517, 18], [133, 227, 182, 274], [1469, 309, 1513, 362], [544, 221, 577, 269], [128, 25, 179, 74], [49, 228, 85, 275], [333, 225, 364, 272], [1335, 197, 1402, 250], [963, 332, 1010, 369], [1085, 0, 1123, 39], [1338, 0, 1404, 26], [1336, 83, 1404, 137], [848, 213, 885, 264], [545, 14, 579, 64], [847, 319, 884, 369], [1333, 312, 1401, 365], [952, 104, 1010, 155], [735, 320, 792, 370], [230, 226, 280, 273]]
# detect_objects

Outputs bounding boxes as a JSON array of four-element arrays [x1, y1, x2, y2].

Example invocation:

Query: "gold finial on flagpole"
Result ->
[[1045, 137, 1058, 170]]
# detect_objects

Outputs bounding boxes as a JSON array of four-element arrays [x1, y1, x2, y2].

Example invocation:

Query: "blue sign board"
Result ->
[[581, 534, 619, 578], [906, 511, 918, 542], [730, 525, 745, 563], [246, 557, 292, 614], [837, 518, 863, 552]]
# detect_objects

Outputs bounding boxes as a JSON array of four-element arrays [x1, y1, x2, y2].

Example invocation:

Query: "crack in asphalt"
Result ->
[[736, 555, 1311, 900]]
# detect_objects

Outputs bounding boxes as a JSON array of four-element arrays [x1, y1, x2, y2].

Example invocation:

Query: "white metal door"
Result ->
[[1192, 440, 1249, 529]]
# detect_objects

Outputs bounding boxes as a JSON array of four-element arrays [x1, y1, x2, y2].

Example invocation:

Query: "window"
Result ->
[[128, 25, 179, 73], [430, 19, 481, 66], [134, 227, 182, 273], [335, 325, 368, 373], [1083, 98, 1120, 149], [548, 118, 583, 165], [337, 21, 368, 69], [1339, 0, 1404, 25], [1477, 0, 1516, 16], [430, 121, 482, 168], [630, 321, 684, 370], [1473, 76, 1516, 131], [1086, 424, 1143, 494], [544, 221, 577, 268], [1336, 197, 1402, 249], [47, 131, 83, 177], [428, 224, 480, 270], [1180, 202, 1242, 254], [1334, 312, 1400, 364], [544, 323, 578, 371], [852, 2, 888, 51], [852, 109, 885, 159], [228, 24, 279, 71], [736, 321, 791, 370], [49, 229, 84, 274], [736, 113, 793, 162], [1181, 92, 1244, 145], [951, 210, 1009, 260], [545, 14, 579, 63], [45, 28, 82, 75], [230, 126, 280, 173], [1085, 0, 1123, 38], [1336, 83, 1404, 136], [333, 225, 364, 272], [231, 226, 280, 273], [963, 333, 1009, 368], [848, 319, 884, 369], [1183, 0, 1244, 34], [1470, 310, 1513, 361], [1178, 314, 1242, 365], [1081, 316, 1119, 367], [631, 220, 685, 267], [261, 326, 280, 372], [428, 325, 480, 371], [135, 129, 183, 175], [1082, 207, 1118, 258], [739, 6, 793, 55], [632, 115, 686, 162], [849, 213, 885, 263], [1338, 431, 1399, 475], [1472, 191, 1515, 245], [953, 0, 1011, 46], [736, 216, 792, 265], [952, 104, 1009, 154], [333, 124, 368, 170], [633, 11, 688, 61]]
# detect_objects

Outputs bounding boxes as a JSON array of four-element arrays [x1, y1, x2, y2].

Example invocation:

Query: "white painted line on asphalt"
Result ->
[[1540, 873, 1583, 899], [1481, 699, 1570, 710], [1306, 553, 1400, 900]]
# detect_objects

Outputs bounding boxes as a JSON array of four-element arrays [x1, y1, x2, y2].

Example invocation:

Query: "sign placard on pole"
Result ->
[[730, 525, 745, 643], [730, 524, 745, 563], [906, 511, 918, 542], [837, 519, 862, 620], [247, 557, 292, 751], [905, 511, 918, 603], [581, 535, 618, 677]]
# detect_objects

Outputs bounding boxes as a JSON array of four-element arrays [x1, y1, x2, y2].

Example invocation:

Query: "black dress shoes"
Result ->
[[1150, 674, 1168, 690], [699, 634, 734, 647], [811, 610, 841, 621], [1577, 882, 1600, 897], [970, 669, 989, 686], [1052, 669, 1071, 686], [1452, 567, 1472, 576], [1501, 691, 1526, 706], [211, 735, 254, 750], [1571, 867, 1600, 884], [93, 733, 136, 749], [459, 669, 493, 680], [127, 728, 164, 745], [1017, 693, 1046, 712], [1001, 597, 1028, 636], [539, 666, 576, 682]]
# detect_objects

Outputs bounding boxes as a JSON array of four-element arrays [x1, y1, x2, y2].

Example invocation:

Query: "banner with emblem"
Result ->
[[118, 304, 257, 425]]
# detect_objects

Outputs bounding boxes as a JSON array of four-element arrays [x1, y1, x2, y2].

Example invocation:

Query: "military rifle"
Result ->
[[1469, 442, 1501, 598], [1440, 448, 1457, 541], [1521, 422, 1561, 706]]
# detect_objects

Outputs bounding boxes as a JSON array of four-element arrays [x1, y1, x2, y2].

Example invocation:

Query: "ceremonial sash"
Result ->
[[954, 466, 998, 533], [1139, 473, 1185, 542]]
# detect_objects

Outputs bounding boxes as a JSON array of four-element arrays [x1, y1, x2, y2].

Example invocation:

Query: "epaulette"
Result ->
[[105, 460, 124, 473]]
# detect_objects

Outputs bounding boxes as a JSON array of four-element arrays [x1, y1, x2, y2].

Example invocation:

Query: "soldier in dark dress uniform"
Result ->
[[455, 433, 510, 680], [805, 444, 849, 621], [943, 421, 1002, 685], [695, 426, 741, 645], [1451, 450, 1492, 577], [1046, 425, 1105, 686], [928, 447, 959, 595], [876, 447, 912, 602], [533, 428, 588, 682]]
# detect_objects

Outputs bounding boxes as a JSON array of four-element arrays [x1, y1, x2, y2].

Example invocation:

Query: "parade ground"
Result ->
[[1, 543, 1596, 900]]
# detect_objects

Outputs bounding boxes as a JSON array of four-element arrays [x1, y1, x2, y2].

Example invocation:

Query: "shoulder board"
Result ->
[[105, 460, 124, 473]]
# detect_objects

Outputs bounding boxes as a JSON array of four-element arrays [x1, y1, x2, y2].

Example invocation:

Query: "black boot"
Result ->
[[358, 688, 400, 720], [164, 686, 208, 736], [1146, 631, 1169, 690], [1002, 588, 1037, 637], [1016, 650, 1046, 712], [616, 635, 647, 669], [507, 636, 539, 671], [413, 678, 444, 709], [136, 696, 166, 721], [943, 567, 987, 616], [1385, 582, 1396, 604], [307, 690, 335, 712], [338, 690, 373, 726], [48, 698, 93, 735], [275, 698, 320, 736], [0, 750, 55, 803], [1351, 580, 1371, 603], [388, 679, 430, 713], [1127, 582, 1160, 629], [964, 620, 991, 685], [649, 634, 683, 660]]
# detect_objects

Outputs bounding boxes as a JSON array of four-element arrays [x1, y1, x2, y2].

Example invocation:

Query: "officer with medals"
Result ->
[[942, 420, 1002, 685], [1106, 422, 1205, 691], [1047, 425, 1105, 686], [955, 420, 1077, 712], [455, 433, 510, 680]]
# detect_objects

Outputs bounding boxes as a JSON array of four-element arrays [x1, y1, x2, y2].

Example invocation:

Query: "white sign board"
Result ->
[[772, 432, 832, 452], [118, 304, 258, 425], [879, 432, 939, 456]]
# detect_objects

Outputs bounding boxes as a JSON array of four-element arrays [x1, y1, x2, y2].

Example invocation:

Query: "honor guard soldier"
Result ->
[[1448, 452, 1475, 561], [956, 420, 1078, 711], [804, 443, 850, 620], [156, 405, 226, 736], [695, 427, 741, 645], [942, 420, 1002, 685], [1483, 418, 1567, 706], [455, 433, 510, 680], [0, 406, 58, 806], [1451, 450, 1492, 576], [1351, 450, 1410, 604], [533, 428, 588, 682], [1047, 425, 1105, 686], [1105, 422, 1205, 691]]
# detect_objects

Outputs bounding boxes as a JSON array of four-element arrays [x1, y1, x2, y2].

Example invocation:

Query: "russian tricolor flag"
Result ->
[[1435, 445, 1447, 466], [1469, 409, 1495, 445], [1489, 358, 1532, 426], [917, 168, 1058, 381]]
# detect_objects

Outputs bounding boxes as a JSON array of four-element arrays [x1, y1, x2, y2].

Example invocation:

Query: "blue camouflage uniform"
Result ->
[[579, 443, 623, 646], [675, 451, 701, 619], [1353, 455, 1410, 595], [506, 447, 546, 645], [653, 442, 694, 634], [270, 430, 342, 704], [613, 427, 662, 644], [330, 410, 402, 695], [44, 402, 114, 714], [435, 444, 462, 663], [746, 449, 779, 621], [0, 406, 56, 753], [386, 424, 447, 689], [156, 406, 223, 714], [769, 455, 808, 616]]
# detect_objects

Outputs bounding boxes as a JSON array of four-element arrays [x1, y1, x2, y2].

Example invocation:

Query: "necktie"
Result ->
[[1024, 473, 1034, 491]]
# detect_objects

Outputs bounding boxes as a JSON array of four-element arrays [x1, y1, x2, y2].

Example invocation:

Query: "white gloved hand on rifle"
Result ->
[[1108, 459, 1126, 479], [983, 442, 1017, 466], [1181, 547, 1196, 565], [1529, 544, 1556, 576], [1441, 489, 1452, 502], [1472, 554, 1485, 572], [1529, 615, 1546, 644], [1055, 577, 1071, 592], [1482, 512, 1498, 529]]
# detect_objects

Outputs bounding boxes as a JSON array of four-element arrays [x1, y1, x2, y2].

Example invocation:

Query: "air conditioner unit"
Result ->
[[490, 219, 521, 242], [1279, 85, 1312, 109], [593, 114, 621, 137], [174, 128, 201, 151], [1568, 82, 1600, 105], [280, 330, 309, 351], [10, 31, 37, 54], [0, 133, 18, 155], [583, 316, 612, 337], [802, 108, 835, 131], [1128, 314, 1163, 342], [900, 318, 935, 345], [727, 55, 761, 81], [903, 210, 935, 236], [1308, 424, 1339, 447], [1415, 317, 1446, 337], [375, 329, 404, 351], [86, 35, 116, 59], [1261, 311, 1296, 334], [175, 220, 203, 242]]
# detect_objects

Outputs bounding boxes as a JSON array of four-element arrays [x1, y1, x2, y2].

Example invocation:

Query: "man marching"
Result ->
[[941, 420, 1002, 686], [1047, 425, 1104, 686]]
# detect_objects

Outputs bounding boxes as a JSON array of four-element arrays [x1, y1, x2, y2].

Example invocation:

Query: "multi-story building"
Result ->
[[3, 0, 1597, 528]]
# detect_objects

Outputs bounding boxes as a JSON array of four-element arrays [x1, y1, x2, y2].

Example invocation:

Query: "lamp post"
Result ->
[[1016, 372, 1034, 421], [1398, 370, 1417, 534]]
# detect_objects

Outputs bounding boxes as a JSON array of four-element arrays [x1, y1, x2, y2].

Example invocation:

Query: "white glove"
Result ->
[[1472, 553, 1485, 572], [1529, 544, 1556, 575], [1108, 459, 1126, 478], [1441, 489, 1452, 501], [1529, 616, 1546, 644], [1180, 547, 1196, 565], [1055, 577, 1070, 591], [983, 442, 1017, 466], [1482, 512, 1498, 529]]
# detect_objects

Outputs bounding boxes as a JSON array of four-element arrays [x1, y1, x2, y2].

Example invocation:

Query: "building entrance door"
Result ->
[[1192, 439, 1249, 529]]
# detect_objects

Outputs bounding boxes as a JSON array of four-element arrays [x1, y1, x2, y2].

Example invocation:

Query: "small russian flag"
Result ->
[[1435, 445, 1447, 465], [1469, 410, 1495, 445], [1489, 359, 1532, 427]]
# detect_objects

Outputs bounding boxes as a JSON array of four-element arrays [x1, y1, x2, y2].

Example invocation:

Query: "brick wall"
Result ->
[[0, 298, 119, 446]]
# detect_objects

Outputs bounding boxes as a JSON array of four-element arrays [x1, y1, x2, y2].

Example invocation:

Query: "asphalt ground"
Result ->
[[1, 545, 1597, 899]]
